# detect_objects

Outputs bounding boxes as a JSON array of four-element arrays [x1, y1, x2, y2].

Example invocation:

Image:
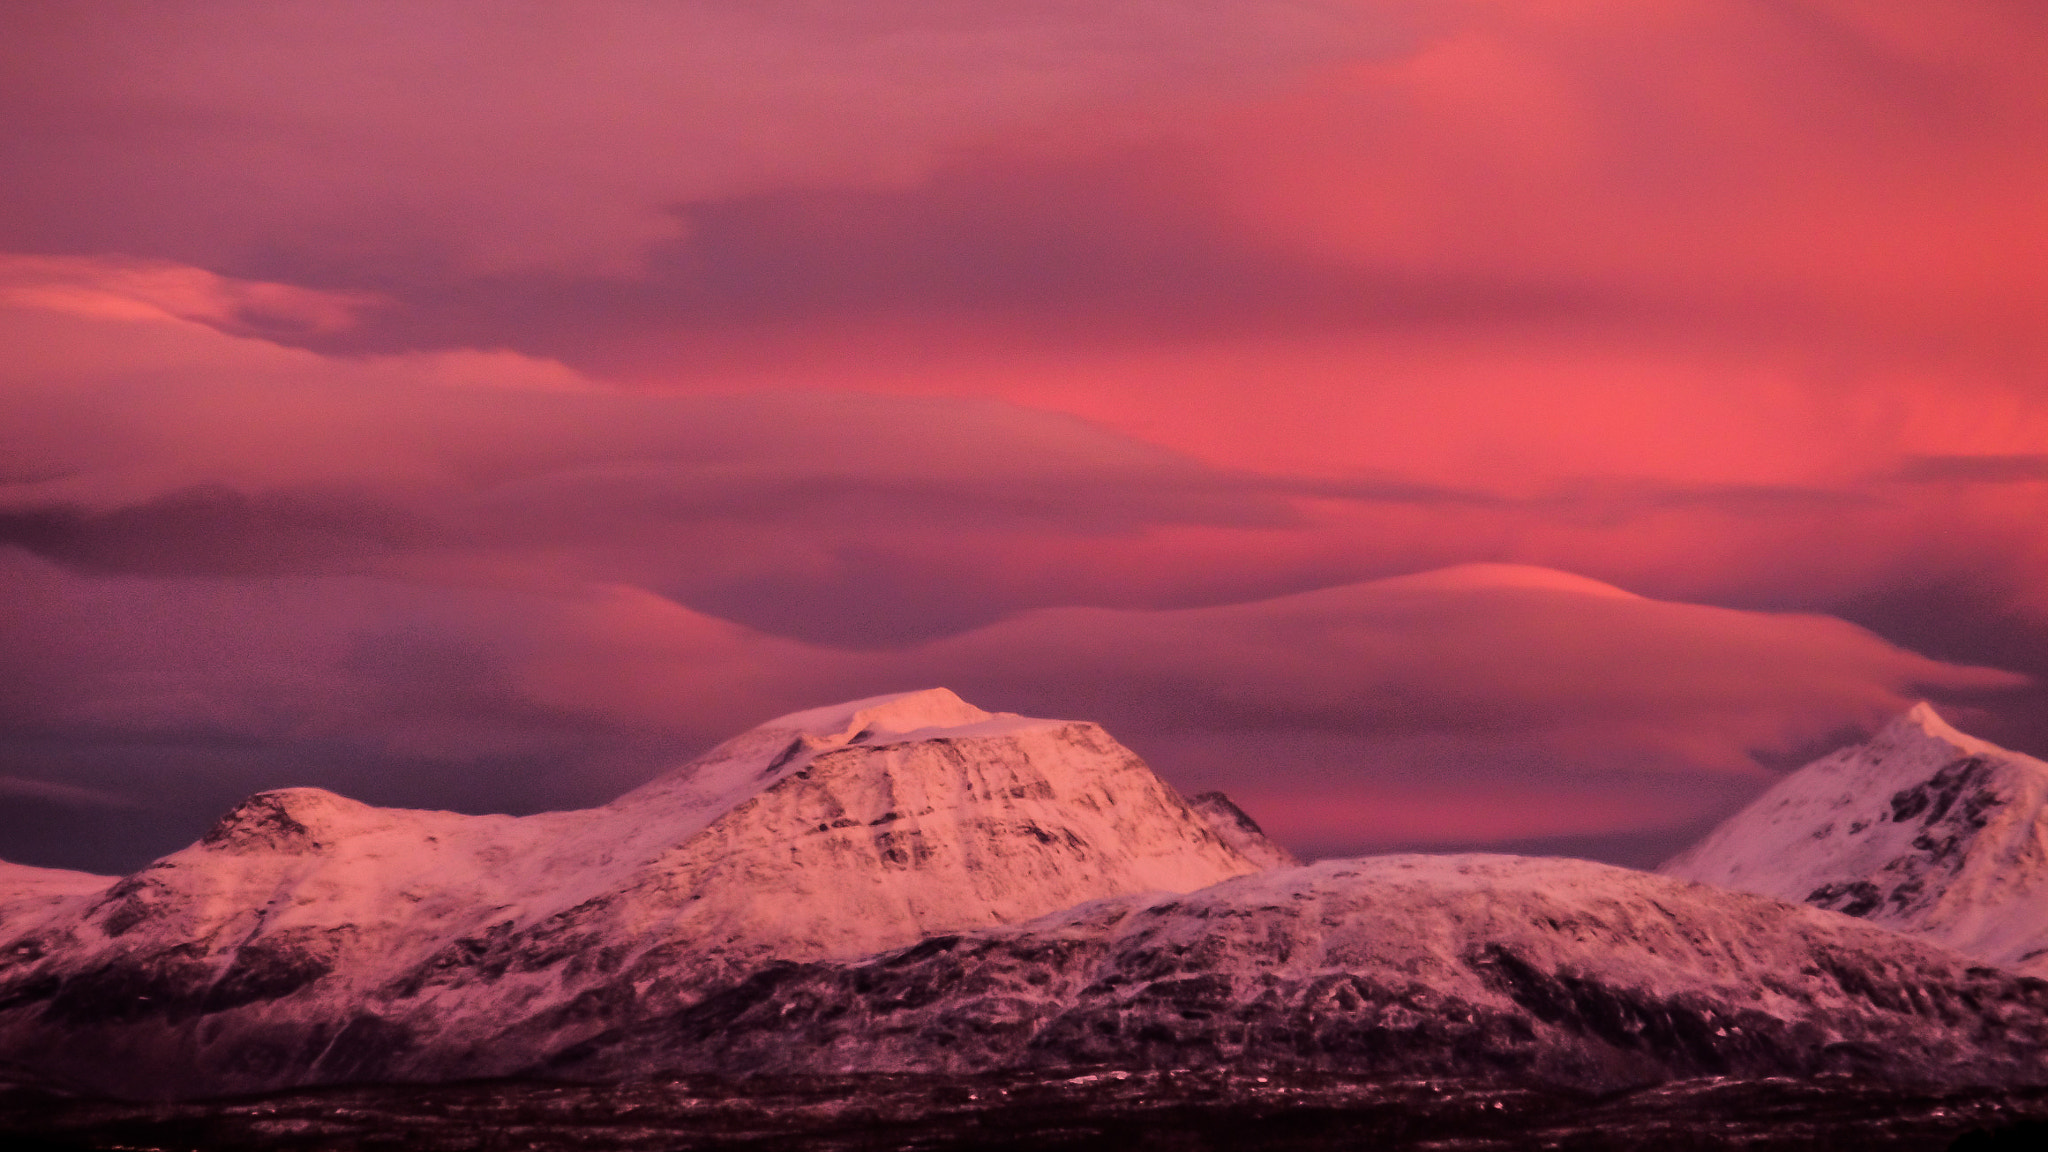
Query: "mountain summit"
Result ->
[[1661, 703, 2048, 974], [0, 689, 1275, 1097]]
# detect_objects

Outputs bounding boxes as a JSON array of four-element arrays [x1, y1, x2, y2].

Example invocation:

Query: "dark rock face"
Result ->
[[1808, 880, 1885, 918], [553, 856, 2048, 1093], [199, 789, 349, 855], [1888, 758, 1996, 830], [205, 926, 352, 1011], [1188, 791, 1300, 869]]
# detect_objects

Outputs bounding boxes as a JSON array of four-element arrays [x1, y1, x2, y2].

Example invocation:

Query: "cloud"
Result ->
[[0, 268, 2021, 861], [487, 559, 2023, 786], [4, 1, 2040, 346], [10, 7, 2047, 643], [0, 264, 1318, 560], [0, 255, 382, 336], [1892, 455, 2048, 485], [0, 775, 137, 810], [8, 256, 2048, 653], [3, 531, 2020, 874], [901, 563, 2024, 766], [0, 487, 422, 578], [5, 0, 2048, 876], [478, 561, 2028, 856], [50, 0, 2020, 382], [1208, 0, 2048, 341], [0, 1, 1400, 275]]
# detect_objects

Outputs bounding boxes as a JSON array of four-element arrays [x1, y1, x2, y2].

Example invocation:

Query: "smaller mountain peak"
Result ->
[[1188, 791, 1299, 870], [199, 788, 368, 855], [758, 688, 1003, 743], [1661, 698, 2048, 974]]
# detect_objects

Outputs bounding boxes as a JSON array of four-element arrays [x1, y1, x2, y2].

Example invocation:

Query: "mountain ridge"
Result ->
[[553, 853, 2048, 1092]]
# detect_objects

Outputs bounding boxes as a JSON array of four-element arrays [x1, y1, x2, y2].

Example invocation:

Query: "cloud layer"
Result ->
[[4, 3, 2046, 872], [0, 271, 2030, 872]]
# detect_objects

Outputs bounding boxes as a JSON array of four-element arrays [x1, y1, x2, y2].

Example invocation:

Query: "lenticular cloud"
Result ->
[[0, 256, 2031, 872]]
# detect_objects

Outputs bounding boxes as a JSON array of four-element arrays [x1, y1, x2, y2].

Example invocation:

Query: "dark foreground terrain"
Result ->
[[4, 1071, 2046, 1151]]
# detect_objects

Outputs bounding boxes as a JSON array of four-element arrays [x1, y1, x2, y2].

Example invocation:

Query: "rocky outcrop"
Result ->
[[1662, 703, 2048, 975], [0, 689, 1265, 1098]]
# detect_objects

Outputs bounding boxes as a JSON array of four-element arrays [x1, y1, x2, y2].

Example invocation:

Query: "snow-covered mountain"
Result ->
[[0, 689, 1274, 1098], [8, 691, 2046, 1103], [1661, 703, 2048, 975], [554, 854, 2048, 1091]]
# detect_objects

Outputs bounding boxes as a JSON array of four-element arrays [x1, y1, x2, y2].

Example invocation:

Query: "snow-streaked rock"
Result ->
[[1187, 791, 1299, 870], [1661, 703, 2048, 975], [0, 689, 1265, 1098], [555, 854, 2048, 1092]]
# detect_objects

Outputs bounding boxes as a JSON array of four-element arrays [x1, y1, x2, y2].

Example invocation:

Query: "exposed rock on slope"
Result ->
[[1188, 791, 1299, 870], [0, 689, 1265, 1098], [1662, 703, 2048, 975], [555, 855, 2048, 1092]]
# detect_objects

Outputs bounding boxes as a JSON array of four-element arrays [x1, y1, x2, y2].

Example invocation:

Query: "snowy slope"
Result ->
[[0, 860, 115, 954], [0, 689, 1264, 1098], [556, 854, 2048, 1091], [1661, 703, 2048, 975]]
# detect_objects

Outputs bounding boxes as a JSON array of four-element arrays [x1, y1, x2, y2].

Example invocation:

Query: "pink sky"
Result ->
[[3, 1, 2046, 872]]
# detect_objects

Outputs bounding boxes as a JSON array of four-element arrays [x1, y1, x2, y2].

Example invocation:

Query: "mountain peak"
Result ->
[[198, 787, 371, 855], [1887, 701, 1996, 755], [628, 688, 1061, 808], [1662, 704, 2048, 974], [758, 687, 1002, 742]]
